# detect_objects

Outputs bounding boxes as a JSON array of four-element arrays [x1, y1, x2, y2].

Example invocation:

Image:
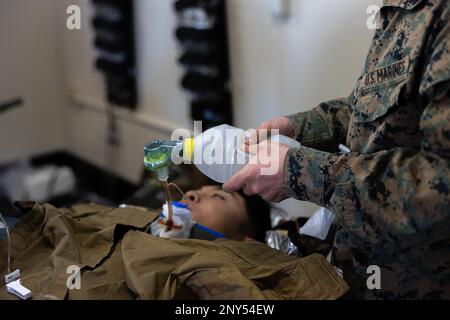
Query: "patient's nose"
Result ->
[[185, 191, 200, 203]]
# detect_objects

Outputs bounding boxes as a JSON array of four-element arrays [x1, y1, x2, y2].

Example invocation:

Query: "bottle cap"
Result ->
[[183, 138, 194, 162]]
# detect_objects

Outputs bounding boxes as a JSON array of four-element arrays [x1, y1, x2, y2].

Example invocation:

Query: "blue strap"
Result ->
[[172, 201, 188, 209]]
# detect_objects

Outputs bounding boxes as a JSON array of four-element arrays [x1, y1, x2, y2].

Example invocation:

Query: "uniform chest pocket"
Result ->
[[352, 58, 409, 123]]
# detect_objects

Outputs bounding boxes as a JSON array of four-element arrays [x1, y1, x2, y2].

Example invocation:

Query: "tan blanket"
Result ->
[[0, 202, 348, 300]]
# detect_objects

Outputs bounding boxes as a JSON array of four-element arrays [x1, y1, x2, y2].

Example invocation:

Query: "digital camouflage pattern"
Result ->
[[284, 0, 450, 299]]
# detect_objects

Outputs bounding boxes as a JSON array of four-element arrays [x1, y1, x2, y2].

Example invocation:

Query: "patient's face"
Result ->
[[184, 185, 248, 240]]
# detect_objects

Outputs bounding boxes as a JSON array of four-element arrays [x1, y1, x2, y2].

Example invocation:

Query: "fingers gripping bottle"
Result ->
[[144, 124, 301, 183]]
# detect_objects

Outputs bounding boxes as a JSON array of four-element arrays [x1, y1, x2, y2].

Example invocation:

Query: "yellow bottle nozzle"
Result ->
[[183, 138, 194, 162]]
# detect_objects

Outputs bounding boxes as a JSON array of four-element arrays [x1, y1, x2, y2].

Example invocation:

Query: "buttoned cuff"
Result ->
[[283, 147, 334, 206], [285, 113, 304, 142]]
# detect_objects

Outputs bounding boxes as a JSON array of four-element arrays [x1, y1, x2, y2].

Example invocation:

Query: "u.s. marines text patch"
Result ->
[[359, 57, 409, 94]]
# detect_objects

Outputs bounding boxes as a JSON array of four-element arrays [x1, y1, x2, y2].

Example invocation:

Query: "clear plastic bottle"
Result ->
[[144, 124, 301, 183]]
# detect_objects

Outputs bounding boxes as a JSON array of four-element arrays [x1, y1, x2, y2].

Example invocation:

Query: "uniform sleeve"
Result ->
[[419, 4, 449, 98], [284, 9, 450, 245], [284, 87, 450, 244], [285, 96, 351, 151]]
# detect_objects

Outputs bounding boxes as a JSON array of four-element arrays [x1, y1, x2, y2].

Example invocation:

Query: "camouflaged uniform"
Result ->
[[284, 0, 450, 299]]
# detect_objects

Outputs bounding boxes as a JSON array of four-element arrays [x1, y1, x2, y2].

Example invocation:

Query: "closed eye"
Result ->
[[212, 194, 226, 201]]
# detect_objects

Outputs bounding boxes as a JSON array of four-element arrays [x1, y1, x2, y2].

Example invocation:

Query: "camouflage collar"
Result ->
[[382, 0, 423, 9]]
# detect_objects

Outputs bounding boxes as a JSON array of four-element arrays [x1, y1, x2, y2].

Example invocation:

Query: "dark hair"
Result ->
[[238, 191, 272, 242]]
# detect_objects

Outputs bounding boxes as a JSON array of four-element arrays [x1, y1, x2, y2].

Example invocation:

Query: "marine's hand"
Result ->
[[247, 116, 295, 145], [223, 140, 290, 203]]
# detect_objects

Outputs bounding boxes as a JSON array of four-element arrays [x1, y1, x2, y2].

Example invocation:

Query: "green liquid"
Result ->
[[144, 147, 171, 170], [144, 140, 179, 171]]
